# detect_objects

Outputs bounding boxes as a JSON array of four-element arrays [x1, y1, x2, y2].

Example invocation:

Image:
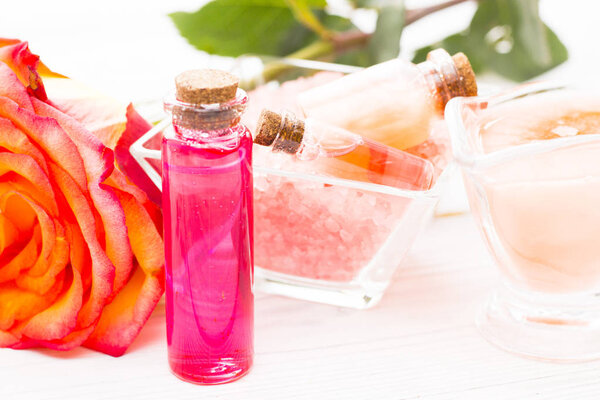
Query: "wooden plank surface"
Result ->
[[2, 214, 600, 400]]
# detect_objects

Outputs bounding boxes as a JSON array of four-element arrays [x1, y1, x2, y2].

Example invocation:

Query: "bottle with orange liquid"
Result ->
[[255, 109, 434, 191], [297, 49, 477, 151]]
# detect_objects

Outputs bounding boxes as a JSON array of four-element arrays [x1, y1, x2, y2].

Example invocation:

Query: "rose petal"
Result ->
[[107, 168, 162, 230], [0, 117, 49, 175], [0, 214, 19, 254], [85, 268, 162, 357], [15, 220, 68, 295], [115, 190, 163, 276], [0, 329, 19, 347], [114, 104, 162, 206], [85, 190, 164, 356], [0, 191, 57, 277], [0, 319, 27, 346], [1, 186, 38, 233], [0, 97, 87, 190], [31, 97, 114, 180], [0, 62, 33, 110], [0, 153, 58, 215], [0, 228, 39, 284], [42, 77, 127, 149], [0, 40, 48, 101], [49, 164, 115, 329], [23, 325, 95, 352], [108, 167, 150, 205], [32, 98, 134, 298], [22, 266, 83, 341], [0, 277, 64, 331]]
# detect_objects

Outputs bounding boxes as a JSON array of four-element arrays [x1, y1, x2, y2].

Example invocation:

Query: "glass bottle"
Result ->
[[297, 49, 477, 150], [162, 70, 253, 384], [254, 109, 434, 190]]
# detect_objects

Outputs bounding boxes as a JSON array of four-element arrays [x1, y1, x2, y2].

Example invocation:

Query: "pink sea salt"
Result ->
[[246, 71, 448, 282], [253, 170, 411, 281]]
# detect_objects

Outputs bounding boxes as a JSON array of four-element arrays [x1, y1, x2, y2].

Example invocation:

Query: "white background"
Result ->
[[2, 0, 599, 102], [2, 1, 600, 399]]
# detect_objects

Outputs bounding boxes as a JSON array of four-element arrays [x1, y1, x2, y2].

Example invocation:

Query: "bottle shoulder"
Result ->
[[162, 122, 252, 153]]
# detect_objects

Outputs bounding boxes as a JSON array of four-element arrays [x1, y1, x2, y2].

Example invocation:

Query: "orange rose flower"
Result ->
[[0, 38, 164, 356]]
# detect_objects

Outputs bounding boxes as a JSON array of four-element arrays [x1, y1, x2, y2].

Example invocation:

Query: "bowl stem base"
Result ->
[[477, 286, 600, 362]]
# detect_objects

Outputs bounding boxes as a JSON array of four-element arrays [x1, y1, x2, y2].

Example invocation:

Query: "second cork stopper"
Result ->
[[450, 52, 477, 97], [255, 110, 305, 155], [175, 69, 239, 104]]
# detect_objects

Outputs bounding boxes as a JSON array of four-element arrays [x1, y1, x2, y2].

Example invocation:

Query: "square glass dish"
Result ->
[[131, 57, 454, 309]]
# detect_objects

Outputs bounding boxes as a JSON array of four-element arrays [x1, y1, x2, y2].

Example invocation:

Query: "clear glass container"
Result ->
[[445, 82, 600, 361], [131, 58, 454, 309]]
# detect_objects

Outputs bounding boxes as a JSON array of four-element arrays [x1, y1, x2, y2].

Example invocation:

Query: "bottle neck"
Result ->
[[417, 49, 471, 112], [255, 110, 305, 154], [165, 88, 248, 142]]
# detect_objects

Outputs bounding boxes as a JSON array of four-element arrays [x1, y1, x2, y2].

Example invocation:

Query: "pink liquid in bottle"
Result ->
[[162, 71, 253, 385]]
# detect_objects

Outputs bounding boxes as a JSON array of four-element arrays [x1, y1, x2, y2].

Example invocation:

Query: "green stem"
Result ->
[[260, 0, 474, 83], [289, 39, 334, 59], [259, 40, 334, 84], [405, 0, 472, 25]]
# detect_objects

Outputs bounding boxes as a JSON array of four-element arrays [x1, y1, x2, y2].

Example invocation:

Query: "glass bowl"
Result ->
[[131, 57, 454, 309], [446, 81, 600, 361]]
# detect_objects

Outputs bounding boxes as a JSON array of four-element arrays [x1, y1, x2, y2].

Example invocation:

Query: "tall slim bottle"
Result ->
[[162, 70, 253, 384]]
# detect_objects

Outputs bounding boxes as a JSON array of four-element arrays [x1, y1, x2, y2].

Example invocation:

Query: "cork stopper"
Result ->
[[419, 49, 478, 111], [451, 52, 477, 97], [255, 110, 282, 146], [255, 110, 305, 154], [175, 69, 239, 104], [168, 69, 246, 131]]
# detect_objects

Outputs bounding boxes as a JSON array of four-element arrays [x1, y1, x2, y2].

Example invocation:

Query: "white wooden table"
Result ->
[[2, 213, 600, 399], [3, 1, 600, 398]]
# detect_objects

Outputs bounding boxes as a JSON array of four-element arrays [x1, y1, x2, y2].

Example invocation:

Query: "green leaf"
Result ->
[[346, 0, 365, 7], [286, 0, 331, 38], [319, 12, 356, 32], [412, 32, 485, 73], [335, 48, 372, 67], [350, 0, 383, 8], [279, 11, 355, 54], [169, 0, 327, 57], [279, 17, 320, 54], [412, 0, 568, 81], [367, 2, 405, 63]]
